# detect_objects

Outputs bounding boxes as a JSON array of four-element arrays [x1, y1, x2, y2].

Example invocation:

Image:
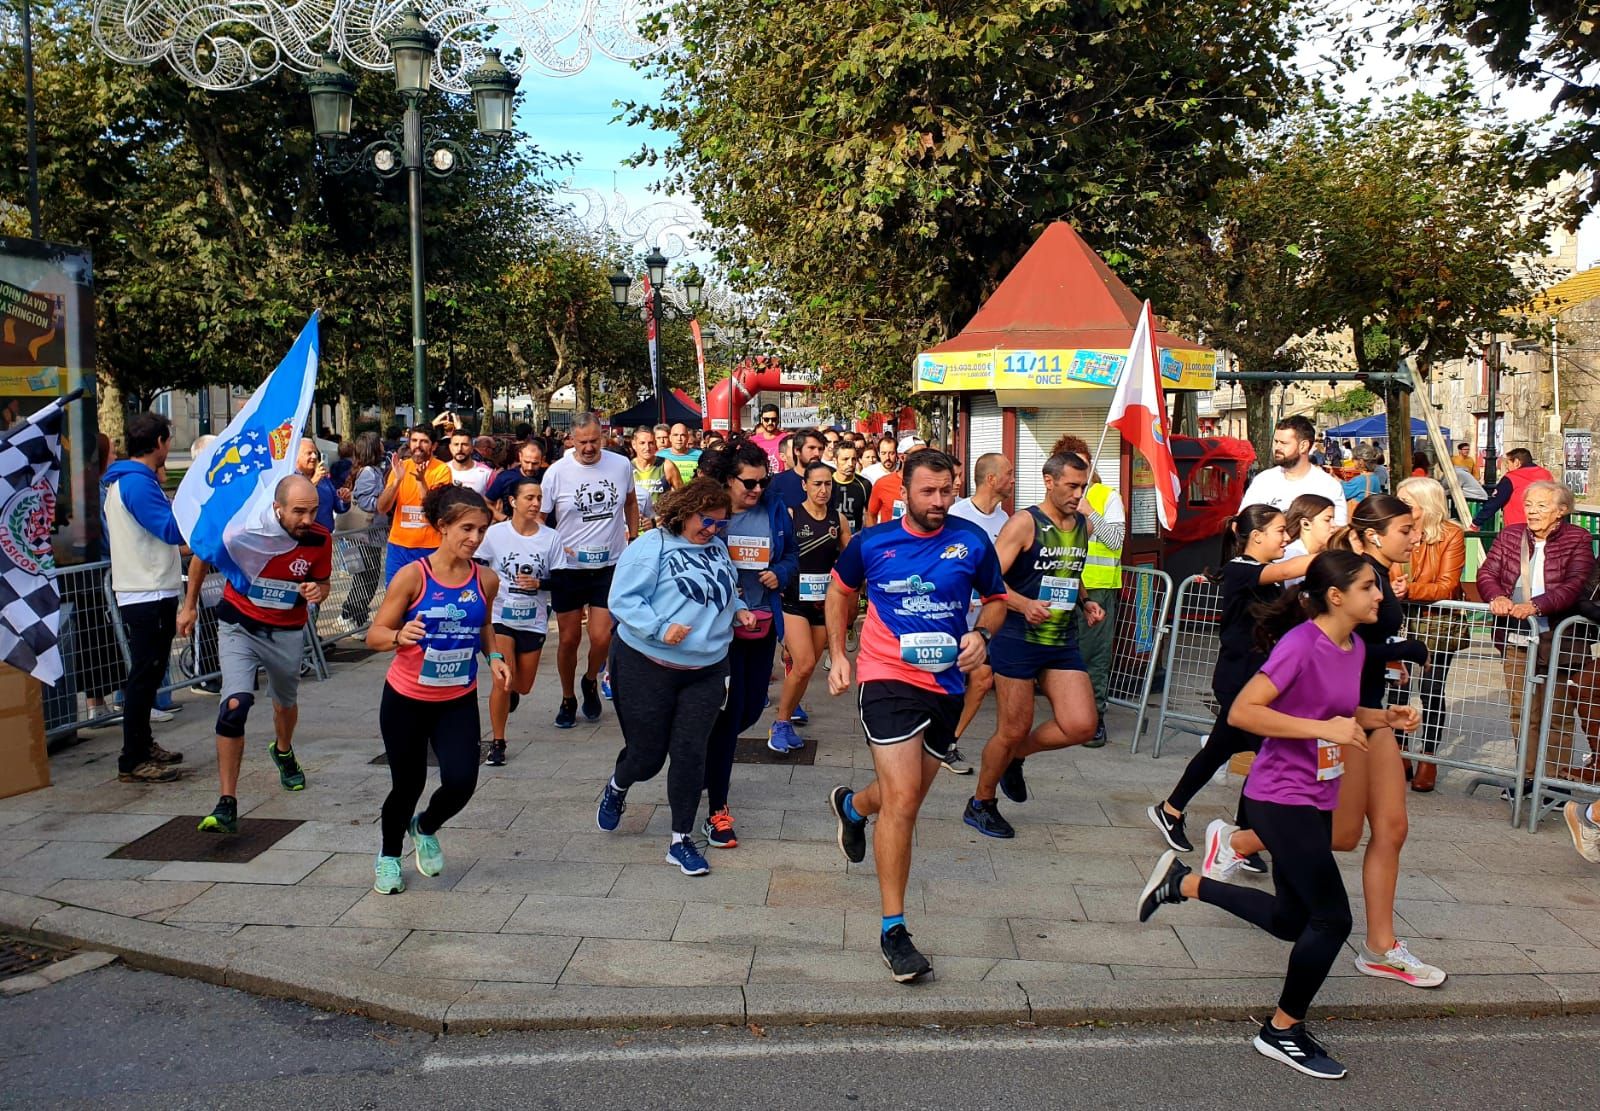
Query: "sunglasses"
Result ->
[[760, 416, 778, 423], [698, 516, 732, 532], [733, 475, 772, 490]]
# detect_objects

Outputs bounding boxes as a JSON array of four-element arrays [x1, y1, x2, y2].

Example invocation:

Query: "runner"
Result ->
[[860, 434, 897, 485], [631, 426, 683, 529], [377, 426, 452, 584], [540, 413, 638, 728], [963, 451, 1103, 838], [474, 476, 560, 767], [1052, 434, 1124, 749], [770, 429, 826, 511], [446, 430, 493, 495], [770, 461, 850, 753], [365, 486, 511, 895], [1146, 505, 1316, 857], [824, 450, 1006, 982], [178, 475, 330, 833], [865, 442, 919, 524], [659, 422, 702, 483], [486, 440, 546, 521], [830, 441, 873, 533], [750, 404, 786, 474], [944, 452, 1014, 775], [1138, 549, 1402, 1080]]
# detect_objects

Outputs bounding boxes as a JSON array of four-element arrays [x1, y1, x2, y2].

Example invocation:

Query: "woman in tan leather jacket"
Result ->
[[1395, 478, 1466, 792]]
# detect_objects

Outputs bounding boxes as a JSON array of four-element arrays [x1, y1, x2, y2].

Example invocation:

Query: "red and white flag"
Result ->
[[1107, 302, 1180, 530]]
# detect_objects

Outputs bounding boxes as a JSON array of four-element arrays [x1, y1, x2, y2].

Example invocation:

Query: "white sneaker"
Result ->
[[149, 707, 175, 723], [1201, 818, 1243, 880], [1355, 940, 1446, 988], [1565, 802, 1600, 864]]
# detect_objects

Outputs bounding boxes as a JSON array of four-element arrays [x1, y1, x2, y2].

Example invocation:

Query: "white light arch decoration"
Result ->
[[91, 0, 668, 92]]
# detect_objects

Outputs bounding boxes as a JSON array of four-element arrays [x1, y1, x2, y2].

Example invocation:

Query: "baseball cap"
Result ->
[[898, 435, 927, 453]]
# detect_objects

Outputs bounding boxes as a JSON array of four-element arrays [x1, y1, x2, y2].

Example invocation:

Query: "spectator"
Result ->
[[1394, 477, 1466, 793], [1239, 415, 1348, 524], [1452, 442, 1479, 480], [1472, 448, 1555, 530], [330, 440, 355, 489], [1450, 462, 1488, 503], [340, 432, 388, 626], [1340, 454, 1379, 516], [296, 438, 350, 533], [861, 434, 898, 484], [1367, 447, 1390, 494], [1411, 451, 1431, 479]]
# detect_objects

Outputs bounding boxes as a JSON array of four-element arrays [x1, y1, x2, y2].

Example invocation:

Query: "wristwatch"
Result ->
[[975, 627, 992, 645]]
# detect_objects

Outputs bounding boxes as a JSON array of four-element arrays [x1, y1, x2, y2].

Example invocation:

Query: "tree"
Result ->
[[1316, 387, 1379, 421]]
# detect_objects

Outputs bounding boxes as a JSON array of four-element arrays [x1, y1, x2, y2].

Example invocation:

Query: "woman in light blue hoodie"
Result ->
[[598, 477, 755, 876]]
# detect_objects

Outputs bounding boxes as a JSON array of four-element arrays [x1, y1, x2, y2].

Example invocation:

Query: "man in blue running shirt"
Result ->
[[822, 450, 1006, 983]]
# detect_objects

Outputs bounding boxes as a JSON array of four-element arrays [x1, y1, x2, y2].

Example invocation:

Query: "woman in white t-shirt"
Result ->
[[1278, 494, 1337, 585]]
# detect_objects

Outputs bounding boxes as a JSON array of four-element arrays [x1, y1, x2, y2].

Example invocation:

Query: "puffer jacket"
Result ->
[[1478, 521, 1596, 655]]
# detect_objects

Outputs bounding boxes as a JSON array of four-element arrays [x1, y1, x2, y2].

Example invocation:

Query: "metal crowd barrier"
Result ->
[[1528, 615, 1600, 831], [1102, 566, 1172, 753], [1149, 575, 1224, 758]]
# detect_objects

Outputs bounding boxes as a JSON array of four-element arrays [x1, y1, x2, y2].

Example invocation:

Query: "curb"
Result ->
[[8, 890, 1600, 1033]]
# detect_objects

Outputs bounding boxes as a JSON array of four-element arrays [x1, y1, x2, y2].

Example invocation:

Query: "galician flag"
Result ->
[[1107, 302, 1180, 530], [173, 314, 319, 593]]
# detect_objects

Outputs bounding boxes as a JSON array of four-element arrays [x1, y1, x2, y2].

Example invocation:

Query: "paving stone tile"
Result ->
[[843, 911, 1018, 959], [2, 811, 173, 844], [643, 806, 785, 839], [0, 840, 163, 881], [273, 821, 385, 854], [1334, 865, 1456, 903], [766, 870, 910, 912], [1429, 869, 1600, 911], [146, 850, 332, 886], [748, 945, 998, 984], [991, 851, 1144, 888], [609, 861, 772, 906], [381, 929, 580, 984], [233, 924, 409, 970], [922, 878, 1083, 920], [337, 890, 522, 932], [696, 839, 846, 874], [1073, 883, 1259, 929], [297, 852, 466, 892], [777, 810, 841, 842], [1549, 908, 1600, 948], [556, 833, 679, 865], [0, 840, 46, 867], [40, 879, 212, 918], [984, 958, 1115, 983], [1047, 823, 1177, 857], [846, 845, 995, 883], [501, 894, 681, 941], [672, 904, 843, 948], [1394, 900, 1590, 946], [451, 858, 620, 897], [559, 937, 753, 987], [511, 800, 654, 835], [445, 981, 744, 1031], [167, 883, 368, 926], [1011, 917, 1191, 967], [0, 809, 43, 830], [238, 792, 374, 822]]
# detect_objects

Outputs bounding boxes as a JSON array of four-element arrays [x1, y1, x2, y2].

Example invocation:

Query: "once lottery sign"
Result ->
[[914, 347, 1217, 393]]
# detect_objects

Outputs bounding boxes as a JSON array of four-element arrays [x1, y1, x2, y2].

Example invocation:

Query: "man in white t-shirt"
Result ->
[[540, 412, 638, 729], [860, 434, 899, 485], [1239, 415, 1348, 525], [446, 431, 493, 495], [943, 451, 1015, 777]]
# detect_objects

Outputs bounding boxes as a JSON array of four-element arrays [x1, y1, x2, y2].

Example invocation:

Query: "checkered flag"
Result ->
[[0, 390, 81, 685]]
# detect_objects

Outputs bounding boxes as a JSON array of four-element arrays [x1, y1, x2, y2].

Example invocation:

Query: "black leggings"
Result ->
[[704, 627, 776, 812], [378, 684, 481, 857], [611, 639, 730, 834], [1197, 797, 1352, 1020], [1165, 689, 1257, 826]]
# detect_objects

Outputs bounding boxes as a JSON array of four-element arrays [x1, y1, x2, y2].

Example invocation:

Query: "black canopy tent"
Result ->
[[610, 392, 701, 428]]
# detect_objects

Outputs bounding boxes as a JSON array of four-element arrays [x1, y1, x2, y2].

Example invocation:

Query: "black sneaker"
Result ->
[[197, 795, 238, 835], [1084, 718, 1108, 749], [880, 924, 932, 983], [486, 740, 507, 767], [828, 785, 868, 864], [1252, 1020, 1347, 1079], [1146, 803, 1194, 852], [1239, 851, 1269, 874], [1136, 850, 1190, 922], [999, 758, 1028, 803], [963, 796, 1015, 839], [508, 692, 520, 715], [580, 676, 602, 721], [939, 746, 975, 775], [555, 696, 578, 729]]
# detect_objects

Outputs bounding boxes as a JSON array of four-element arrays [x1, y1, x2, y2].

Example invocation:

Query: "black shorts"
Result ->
[[988, 635, 1086, 680], [781, 601, 827, 628], [549, 566, 616, 615], [857, 679, 962, 759], [492, 624, 547, 655]]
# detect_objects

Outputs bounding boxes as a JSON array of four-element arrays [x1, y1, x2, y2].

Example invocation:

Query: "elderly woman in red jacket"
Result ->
[[1477, 480, 1595, 787]]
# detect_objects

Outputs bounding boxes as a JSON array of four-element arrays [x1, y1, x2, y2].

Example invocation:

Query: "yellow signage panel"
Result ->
[[915, 346, 1217, 393]]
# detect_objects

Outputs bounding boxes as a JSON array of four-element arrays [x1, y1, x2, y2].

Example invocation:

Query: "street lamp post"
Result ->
[[303, 8, 518, 425], [609, 249, 705, 425]]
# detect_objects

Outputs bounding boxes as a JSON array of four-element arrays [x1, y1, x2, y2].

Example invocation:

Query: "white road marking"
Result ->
[[420, 1024, 1600, 1072]]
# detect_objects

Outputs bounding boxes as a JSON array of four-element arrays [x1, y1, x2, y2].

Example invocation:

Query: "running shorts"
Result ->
[[781, 600, 827, 628], [857, 679, 961, 759], [218, 618, 304, 708], [988, 635, 1087, 681], [492, 624, 548, 655], [549, 566, 617, 615]]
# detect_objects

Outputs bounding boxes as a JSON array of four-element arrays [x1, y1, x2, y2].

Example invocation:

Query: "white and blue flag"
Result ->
[[173, 314, 319, 593]]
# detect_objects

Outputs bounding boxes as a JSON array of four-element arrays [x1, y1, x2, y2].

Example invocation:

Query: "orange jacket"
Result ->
[[1399, 522, 1465, 603]]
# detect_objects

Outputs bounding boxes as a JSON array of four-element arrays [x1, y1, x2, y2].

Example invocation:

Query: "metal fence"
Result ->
[[43, 524, 389, 741], [1103, 566, 1172, 754], [1149, 574, 1224, 759], [1527, 615, 1600, 831]]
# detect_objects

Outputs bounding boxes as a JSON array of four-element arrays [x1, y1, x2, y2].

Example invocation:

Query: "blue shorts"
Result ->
[[988, 635, 1086, 680], [385, 543, 435, 585]]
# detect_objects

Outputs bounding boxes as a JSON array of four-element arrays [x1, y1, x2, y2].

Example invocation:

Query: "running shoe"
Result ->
[[1136, 850, 1190, 923], [940, 747, 975, 775], [768, 720, 802, 754], [486, 740, 507, 767], [1146, 803, 1193, 852], [191, 680, 221, 696], [791, 703, 809, 726], [118, 761, 178, 784], [1202, 819, 1243, 880], [880, 924, 932, 983], [666, 839, 711, 876], [149, 706, 175, 723], [1253, 1021, 1347, 1080], [1565, 801, 1600, 863], [1084, 718, 1108, 749], [829, 785, 867, 864], [1354, 940, 1446, 988], [703, 806, 738, 849], [409, 815, 444, 877], [197, 796, 238, 834], [268, 743, 306, 791], [963, 796, 1015, 839], [147, 742, 183, 765], [580, 676, 603, 721], [555, 696, 578, 729], [508, 692, 520, 715], [999, 758, 1028, 804], [1239, 851, 1269, 875], [600, 670, 613, 700], [597, 781, 628, 832], [374, 854, 406, 895]]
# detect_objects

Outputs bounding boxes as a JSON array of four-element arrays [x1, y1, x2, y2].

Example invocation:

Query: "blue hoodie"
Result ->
[[610, 527, 747, 668], [721, 490, 797, 620], [101, 460, 183, 546]]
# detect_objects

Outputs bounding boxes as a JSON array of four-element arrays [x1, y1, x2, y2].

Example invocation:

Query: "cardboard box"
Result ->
[[0, 665, 51, 799]]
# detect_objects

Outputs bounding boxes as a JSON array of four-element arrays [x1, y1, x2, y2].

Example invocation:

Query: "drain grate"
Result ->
[[0, 937, 70, 981], [109, 816, 304, 863], [734, 735, 818, 766]]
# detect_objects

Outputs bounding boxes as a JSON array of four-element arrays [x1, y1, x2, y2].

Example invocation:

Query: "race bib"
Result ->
[[899, 631, 959, 673], [246, 577, 299, 611], [891, 501, 906, 520], [419, 646, 475, 687], [1316, 738, 1345, 782], [728, 535, 772, 570], [503, 597, 539, 623], [399, 504, 426, 530], [1041, 574, 1081, 611], [576, 545, 610, 566], [799, 573, 830, 602]]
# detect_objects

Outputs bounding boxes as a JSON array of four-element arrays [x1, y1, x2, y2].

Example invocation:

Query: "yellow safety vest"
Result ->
[[1081, 483, 1122, 590]]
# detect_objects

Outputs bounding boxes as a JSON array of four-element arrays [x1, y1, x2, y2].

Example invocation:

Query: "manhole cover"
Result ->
[[109, 816, 304, 863], [734, 735, 818, 766], [0, 936, 71, 981]]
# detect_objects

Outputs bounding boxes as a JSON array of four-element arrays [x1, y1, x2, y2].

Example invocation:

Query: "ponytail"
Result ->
[[1251, 549, 1371, 653], [1205, 504, 1285, 584]]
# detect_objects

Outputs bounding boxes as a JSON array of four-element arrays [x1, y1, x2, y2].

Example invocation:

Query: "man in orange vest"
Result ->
[[378, 426, 453, 583], [1471, 448, 1554, 530]]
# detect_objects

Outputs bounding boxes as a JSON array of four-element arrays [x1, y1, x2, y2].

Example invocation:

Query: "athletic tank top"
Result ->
[[385, 561, 488, 701], [785, 505, 843, 607], [997, 506, 1088, 646], [633, 461, 670, 519]]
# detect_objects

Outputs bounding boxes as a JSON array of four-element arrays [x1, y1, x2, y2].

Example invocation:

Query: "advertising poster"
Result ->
[[1564, 429, 1592, 498]]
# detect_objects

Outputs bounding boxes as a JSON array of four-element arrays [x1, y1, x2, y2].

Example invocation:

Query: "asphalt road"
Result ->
[[4, 965, 1598, 1109]]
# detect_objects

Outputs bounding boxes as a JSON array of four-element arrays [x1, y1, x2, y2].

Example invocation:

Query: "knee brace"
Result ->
[[215, 692, 255, 738]]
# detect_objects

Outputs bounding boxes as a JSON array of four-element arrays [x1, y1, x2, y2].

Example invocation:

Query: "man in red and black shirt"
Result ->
[[178, 475, 332, 834]]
